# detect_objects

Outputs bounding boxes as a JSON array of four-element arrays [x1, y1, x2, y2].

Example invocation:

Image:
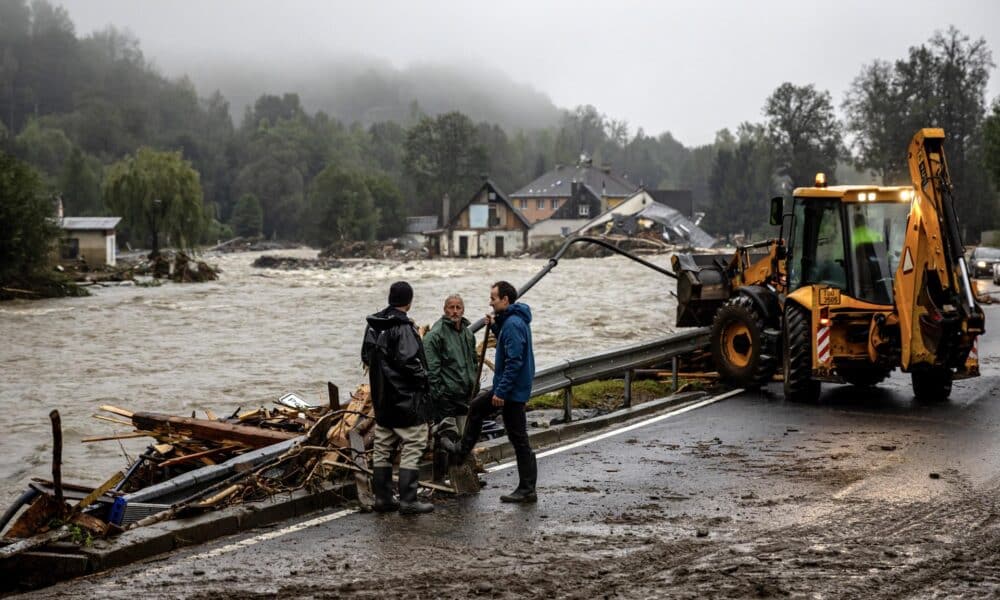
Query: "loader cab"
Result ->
[[785, 186, 912, 306]]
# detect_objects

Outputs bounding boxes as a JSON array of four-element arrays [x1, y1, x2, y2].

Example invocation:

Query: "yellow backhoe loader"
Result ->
[[673, 128, 984, 402]]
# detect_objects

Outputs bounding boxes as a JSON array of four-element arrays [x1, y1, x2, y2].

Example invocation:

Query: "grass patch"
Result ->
[[528, 378, 703, 411]]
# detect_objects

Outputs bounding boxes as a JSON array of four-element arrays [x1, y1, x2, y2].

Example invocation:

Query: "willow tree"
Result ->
[[103, 147, 204, 256]]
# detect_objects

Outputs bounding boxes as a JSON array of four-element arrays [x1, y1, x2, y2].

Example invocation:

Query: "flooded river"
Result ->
[[0, 249, 681, 502]]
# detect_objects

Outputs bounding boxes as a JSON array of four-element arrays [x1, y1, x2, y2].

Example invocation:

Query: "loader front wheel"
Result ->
[[710, 295, 777, 388], [783, 303, 821, 403], [911, 366, 952, 402]]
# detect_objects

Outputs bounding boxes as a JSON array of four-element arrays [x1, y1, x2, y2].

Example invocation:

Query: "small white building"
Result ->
[[56, 217, 122, 266]]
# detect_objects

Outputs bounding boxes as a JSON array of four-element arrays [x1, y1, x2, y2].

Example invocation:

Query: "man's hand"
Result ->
[[491, 394, 504, 407], [484, 313, 494, 327]]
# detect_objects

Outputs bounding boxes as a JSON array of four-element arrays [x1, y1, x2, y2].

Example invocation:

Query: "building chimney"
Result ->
[[441, 193, 450, 225], [53, 194, 64, 219]]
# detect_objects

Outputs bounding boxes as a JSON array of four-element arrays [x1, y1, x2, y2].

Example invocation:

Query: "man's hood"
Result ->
[[366, 307, 410, 331], [502, 302, 532, 324]]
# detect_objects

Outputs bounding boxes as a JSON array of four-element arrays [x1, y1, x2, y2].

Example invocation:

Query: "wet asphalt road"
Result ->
[[23, 302, 1000, 599]]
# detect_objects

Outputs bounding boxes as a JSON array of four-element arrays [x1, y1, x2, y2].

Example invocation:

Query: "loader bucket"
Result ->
[[672, 253, 732, 327]]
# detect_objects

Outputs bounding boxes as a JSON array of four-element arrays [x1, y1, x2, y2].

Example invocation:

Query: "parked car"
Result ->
[[994, 262, 1000, 285], [969, 246, 1000, 278]]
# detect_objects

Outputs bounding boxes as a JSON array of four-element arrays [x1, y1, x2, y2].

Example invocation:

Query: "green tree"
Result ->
[[306, 167, 377, 245], [706, 124, 778, 236], [103, 147, 204, 256], [364, 173, 405, 239], [58, 146, 102, 215], [403, 111, 488, 217], [0, 151, 57, 282], [230, 193, 263, 237], [13, 118, 72, 180], [764, 82, 843, 188], [985, 99, 1000, 190]]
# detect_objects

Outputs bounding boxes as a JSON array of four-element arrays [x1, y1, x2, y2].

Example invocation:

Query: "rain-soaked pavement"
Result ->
[[20, 298, 1000, 598]]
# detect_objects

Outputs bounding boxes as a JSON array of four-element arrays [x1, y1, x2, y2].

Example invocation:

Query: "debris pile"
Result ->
[[208, 237, 302, 254], [252, 255, 344, 270], [0, 385, 385, 553], [319, 239, 428, 260], [64, 251, 220, 285]]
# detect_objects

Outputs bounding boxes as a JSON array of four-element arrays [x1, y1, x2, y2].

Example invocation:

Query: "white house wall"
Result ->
[[447, 230, 525, 257]]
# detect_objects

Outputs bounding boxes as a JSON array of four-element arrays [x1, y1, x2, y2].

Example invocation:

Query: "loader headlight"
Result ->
[[977, 260, 987, 268]]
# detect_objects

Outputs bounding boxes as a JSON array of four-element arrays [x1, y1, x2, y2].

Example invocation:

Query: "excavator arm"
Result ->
[[894, 128, 984, 373]]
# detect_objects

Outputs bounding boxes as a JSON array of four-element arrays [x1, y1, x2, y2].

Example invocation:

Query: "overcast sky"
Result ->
[[59, 0, 999, 147]]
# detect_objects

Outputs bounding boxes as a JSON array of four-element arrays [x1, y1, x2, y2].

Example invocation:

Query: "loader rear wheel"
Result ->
[[911, 366, 952, 402], [838, 365, 892, 387], [783, 303, 821, 403], [710, 295, 776, 388]]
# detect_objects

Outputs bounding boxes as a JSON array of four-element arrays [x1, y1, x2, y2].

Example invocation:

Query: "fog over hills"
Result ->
[[175, 54, 564, 130]]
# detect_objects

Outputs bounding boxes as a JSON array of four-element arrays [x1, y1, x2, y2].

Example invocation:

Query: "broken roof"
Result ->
[[59, 217, 121, 231], [510, 164, 638, 198], [633, 202, 716, 249]]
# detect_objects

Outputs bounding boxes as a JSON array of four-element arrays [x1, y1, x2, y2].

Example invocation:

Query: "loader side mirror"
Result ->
[[769, 197, 783, 226]]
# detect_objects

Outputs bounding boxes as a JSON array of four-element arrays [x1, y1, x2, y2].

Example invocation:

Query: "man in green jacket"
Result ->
[[424, 294, 478, 455]]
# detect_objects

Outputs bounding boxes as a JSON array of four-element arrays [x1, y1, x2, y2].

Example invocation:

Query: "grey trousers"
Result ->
[[373, 423, 429, 470], [433, 415, 468, 440]]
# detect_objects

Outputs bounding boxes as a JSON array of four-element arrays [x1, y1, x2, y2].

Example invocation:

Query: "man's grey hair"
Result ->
[[444, 294, 464, 306]]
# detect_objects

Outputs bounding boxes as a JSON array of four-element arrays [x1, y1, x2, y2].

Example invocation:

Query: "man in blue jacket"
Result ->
[[453, 280, 537, 503]]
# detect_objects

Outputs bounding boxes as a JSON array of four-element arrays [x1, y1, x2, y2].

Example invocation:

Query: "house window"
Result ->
[[536, 199, 544, 210], [488, 204, 499, 227], [578, 204, 590, 217], [60, 238, 80, 260]]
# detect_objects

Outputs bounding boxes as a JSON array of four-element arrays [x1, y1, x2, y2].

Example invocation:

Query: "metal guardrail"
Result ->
[[485, 327, 711, 422]]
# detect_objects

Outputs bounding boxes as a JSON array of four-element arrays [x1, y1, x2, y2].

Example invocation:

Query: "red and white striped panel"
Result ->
[[816, 326, 832, 364]]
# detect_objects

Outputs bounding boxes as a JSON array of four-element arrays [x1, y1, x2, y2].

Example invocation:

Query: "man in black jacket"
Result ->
[[361, 281, 434, 515]]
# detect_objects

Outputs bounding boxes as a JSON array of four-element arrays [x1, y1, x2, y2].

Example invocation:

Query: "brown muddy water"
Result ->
[[0, 249, 682, 502]]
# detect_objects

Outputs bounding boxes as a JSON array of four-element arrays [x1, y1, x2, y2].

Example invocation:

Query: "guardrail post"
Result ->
[[623, 370, 633, 408], [672, 356, 679, 391], [563, 387, 573, 423]]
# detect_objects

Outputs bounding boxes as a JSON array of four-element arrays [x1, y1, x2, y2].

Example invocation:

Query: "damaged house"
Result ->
[[429, 179, 530, 257], [577, 188, 716, 249]]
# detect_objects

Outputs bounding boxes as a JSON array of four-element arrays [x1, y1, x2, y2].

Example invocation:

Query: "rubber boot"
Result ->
[[439, 432, 461, 456], [500, 452, 537, 503], [398, 468, 434, 514], [371, 466, 399, 513]]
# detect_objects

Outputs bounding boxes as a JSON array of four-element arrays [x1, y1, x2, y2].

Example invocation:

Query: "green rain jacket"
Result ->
[[423, 316, 478, 419]]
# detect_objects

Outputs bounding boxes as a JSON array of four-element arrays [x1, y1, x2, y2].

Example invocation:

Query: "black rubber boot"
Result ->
[[500, 452, 537, 503], [371, 466, 399, 513], [398, 468, 434, 514], [439, 432, 461, 456]]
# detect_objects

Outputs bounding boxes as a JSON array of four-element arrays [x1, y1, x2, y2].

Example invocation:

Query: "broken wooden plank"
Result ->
[[73, 471, 124, 511], [82, 432, 153, 443], [349, 430, 374, 510], [157, 444, 242, 468], [92, 414, 135, 427], [99, 405, 134, 418], [130, 412, 297, 448], [204, 409, 218, 421]]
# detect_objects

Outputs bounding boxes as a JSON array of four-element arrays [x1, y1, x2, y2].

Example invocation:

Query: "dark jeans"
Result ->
[[462, 391, 536, 490]]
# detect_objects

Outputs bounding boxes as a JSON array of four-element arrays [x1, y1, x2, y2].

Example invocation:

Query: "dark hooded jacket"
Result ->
[[490, 302, 535, 403], [361, 306, 431, 428]]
